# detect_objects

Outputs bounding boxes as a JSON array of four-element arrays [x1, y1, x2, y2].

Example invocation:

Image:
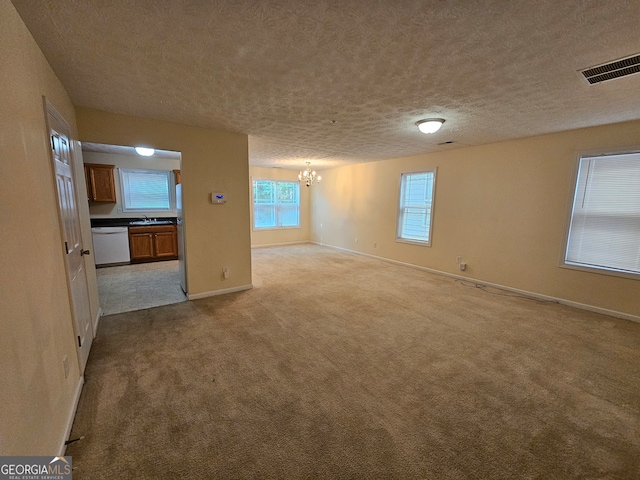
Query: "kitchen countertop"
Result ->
[[91, 217, 177, 228]]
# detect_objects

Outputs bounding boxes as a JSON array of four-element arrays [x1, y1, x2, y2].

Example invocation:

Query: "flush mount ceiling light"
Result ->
[[135, 147, 155, 156], [416, 118, 445, 134]]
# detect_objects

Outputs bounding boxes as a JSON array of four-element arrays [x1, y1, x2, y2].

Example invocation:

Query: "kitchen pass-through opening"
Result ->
[[82, 142, 187, 315]]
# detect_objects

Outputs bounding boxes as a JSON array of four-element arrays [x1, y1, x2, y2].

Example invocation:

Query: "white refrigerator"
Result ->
[[176, 184, 187, 294]]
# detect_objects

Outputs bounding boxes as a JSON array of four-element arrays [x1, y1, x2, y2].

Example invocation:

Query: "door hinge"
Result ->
[[78, 336, 82, 348]]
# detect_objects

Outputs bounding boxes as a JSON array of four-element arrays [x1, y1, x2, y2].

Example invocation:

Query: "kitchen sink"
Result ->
[[129, 220, 174, 226]]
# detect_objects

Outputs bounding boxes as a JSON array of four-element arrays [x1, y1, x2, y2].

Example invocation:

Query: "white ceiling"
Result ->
[[12, 0, 640, 170]]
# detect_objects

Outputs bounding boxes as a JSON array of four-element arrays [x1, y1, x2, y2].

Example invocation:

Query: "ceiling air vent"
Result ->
[[580, 53, 640, 84]]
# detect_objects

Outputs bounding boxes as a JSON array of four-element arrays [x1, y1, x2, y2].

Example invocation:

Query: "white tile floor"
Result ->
[[96, 260, 187, 315]]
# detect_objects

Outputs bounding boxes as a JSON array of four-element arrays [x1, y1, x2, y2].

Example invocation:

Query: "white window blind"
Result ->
[[397, 170, 436, 245], [253, 180, 300, 229], [120, 169, 171, 211], [565, 152, 640, 276]]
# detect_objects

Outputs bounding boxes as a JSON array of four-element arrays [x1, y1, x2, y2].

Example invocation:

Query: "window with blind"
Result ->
[[564, 151, 640, 278], [253, 179, 300, 229], [397, 170, 436, 245], [120, 169, 172, 211]]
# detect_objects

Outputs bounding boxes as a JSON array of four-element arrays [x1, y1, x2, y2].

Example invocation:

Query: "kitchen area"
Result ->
[[83, 143, 187, 315]]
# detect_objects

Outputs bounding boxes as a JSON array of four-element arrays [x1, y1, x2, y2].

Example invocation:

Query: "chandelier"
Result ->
[[298, 161, 321, 187]]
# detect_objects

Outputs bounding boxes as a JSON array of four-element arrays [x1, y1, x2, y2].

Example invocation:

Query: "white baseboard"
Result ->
[[312, 242, 640, 324], [251, 241, 310, 249], [59, 375, 84, 456], [188, 284, 253, 300]]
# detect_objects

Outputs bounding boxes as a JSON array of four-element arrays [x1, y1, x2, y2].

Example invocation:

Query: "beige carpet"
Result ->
[[67, 244, 640, 479]]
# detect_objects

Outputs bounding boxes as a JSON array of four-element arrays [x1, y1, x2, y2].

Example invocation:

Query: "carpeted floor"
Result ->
[[67, 244, 640, 479]]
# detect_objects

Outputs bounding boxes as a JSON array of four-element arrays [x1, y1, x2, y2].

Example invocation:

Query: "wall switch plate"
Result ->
[[456, 256, 462, 264], [223, 267, 229, 279]]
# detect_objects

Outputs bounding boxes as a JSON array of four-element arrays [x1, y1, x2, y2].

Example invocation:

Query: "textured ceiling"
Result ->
[[11, 0, 640, 170]]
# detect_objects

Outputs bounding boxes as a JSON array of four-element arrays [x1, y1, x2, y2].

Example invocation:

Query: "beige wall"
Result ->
[[0, 0, 96, 454], [83, 151, 180, 218], [249, 167, 311, 246], [75, 108, 252, 297], [312, 120, 640, 319]]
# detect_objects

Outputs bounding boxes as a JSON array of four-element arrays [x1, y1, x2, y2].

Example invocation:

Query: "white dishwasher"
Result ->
[[91, 227, 131, 266]]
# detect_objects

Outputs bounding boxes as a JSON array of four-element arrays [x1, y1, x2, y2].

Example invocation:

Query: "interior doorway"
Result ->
[[81, 142, 187, 315]]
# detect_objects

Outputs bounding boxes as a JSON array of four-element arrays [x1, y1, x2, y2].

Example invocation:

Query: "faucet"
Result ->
[[143, 215, 150, 223]]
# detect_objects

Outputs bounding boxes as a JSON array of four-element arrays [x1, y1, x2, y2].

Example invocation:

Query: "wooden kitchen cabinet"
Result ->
[[153, 230, 178, 259], [129, 231, 155, 261], [85, 163, 116, 202], [128, 225, 178, 262]]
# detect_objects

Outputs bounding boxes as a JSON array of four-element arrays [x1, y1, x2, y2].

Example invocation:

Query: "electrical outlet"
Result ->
[[456, 256, 462, 264], [459, 263, 467, 271], [355, 238, 358, 244], [373, 242, 377, 248], [223, 267, 229, 279], [63, 355, 70, 379]]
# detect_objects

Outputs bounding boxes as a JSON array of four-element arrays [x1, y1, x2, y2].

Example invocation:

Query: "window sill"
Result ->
[[559, 262, 639, 281], [253, 226, 302, 232], [396, 238, 431, 247]]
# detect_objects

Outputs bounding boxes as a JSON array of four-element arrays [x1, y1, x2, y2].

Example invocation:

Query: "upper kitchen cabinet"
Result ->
[[85, 163, 116, 202]]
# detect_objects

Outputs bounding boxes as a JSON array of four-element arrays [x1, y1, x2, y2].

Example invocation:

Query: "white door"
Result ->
[[46, 100, 93, 373]]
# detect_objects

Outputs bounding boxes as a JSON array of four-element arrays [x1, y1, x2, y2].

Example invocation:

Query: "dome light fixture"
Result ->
[[135, 147, 155, 157], [416, 118, 445, 134]]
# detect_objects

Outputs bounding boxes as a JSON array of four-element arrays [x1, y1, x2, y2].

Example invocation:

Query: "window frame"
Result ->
[[396, 168, 437, 247], [560, 148, 640, 281], [119, 168, 174, 213], [252, 178, 301, 230]]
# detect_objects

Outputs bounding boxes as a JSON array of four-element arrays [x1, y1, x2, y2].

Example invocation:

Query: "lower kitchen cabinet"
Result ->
[[128, 225, 178, 262]]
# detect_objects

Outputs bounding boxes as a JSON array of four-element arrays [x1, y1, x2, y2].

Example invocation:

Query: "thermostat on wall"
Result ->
[[210, 192, 226, 204]]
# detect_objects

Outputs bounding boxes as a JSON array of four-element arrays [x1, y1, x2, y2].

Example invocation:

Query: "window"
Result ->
[[120, 169, 172, 212], [564, 151, 640, 277], [397, 170, 436, 245], [253, 179, 300, 229]]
